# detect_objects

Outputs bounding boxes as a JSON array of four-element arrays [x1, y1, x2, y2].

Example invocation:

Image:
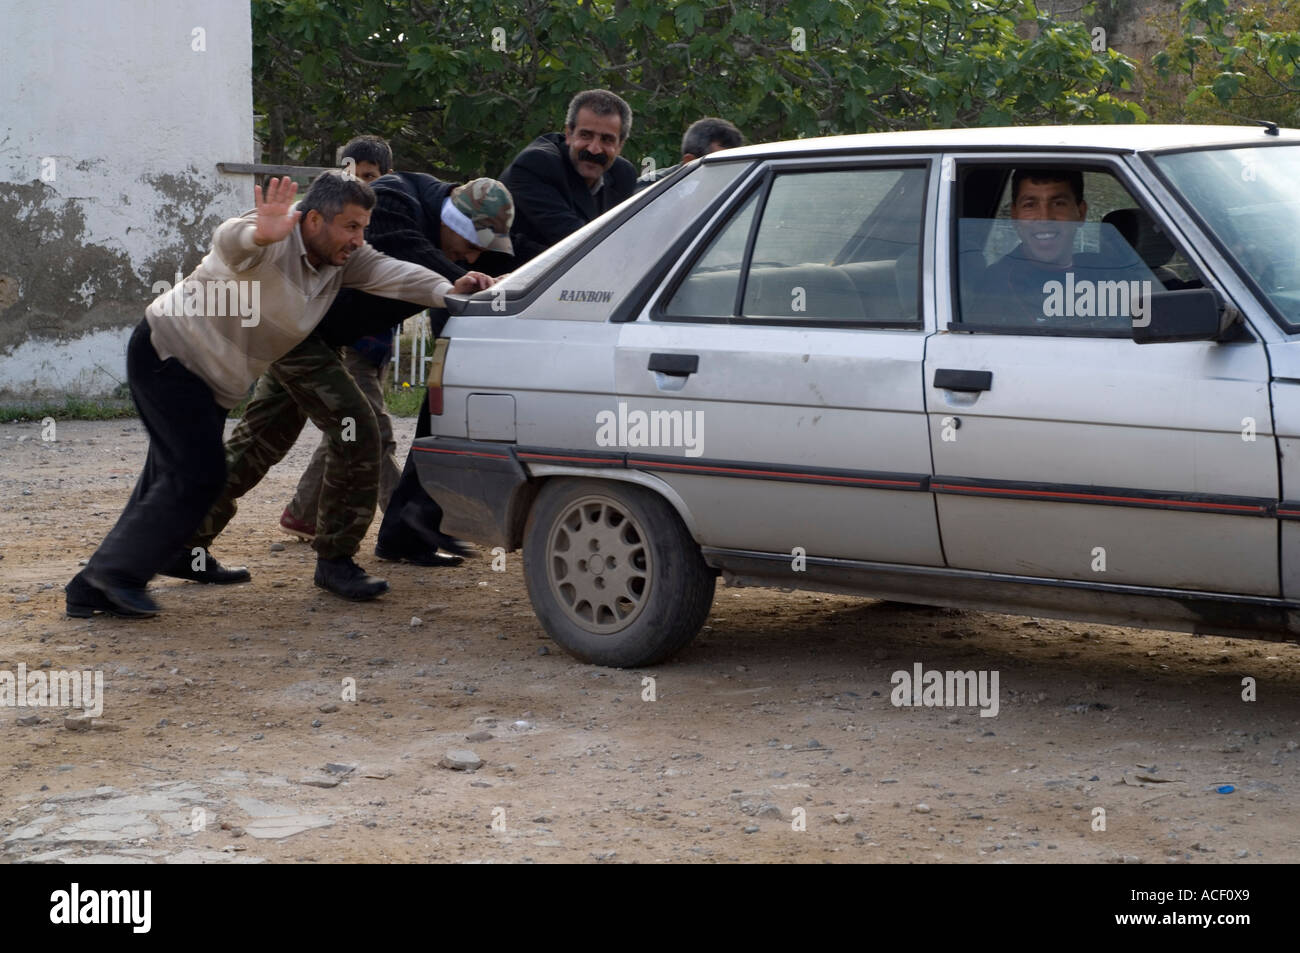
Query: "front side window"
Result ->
[[955, 165, 1201, 334], [663, 165, 927, 326]]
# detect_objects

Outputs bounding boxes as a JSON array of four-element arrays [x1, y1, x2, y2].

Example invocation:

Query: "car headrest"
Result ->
[[1102, 208, 1176, 269]]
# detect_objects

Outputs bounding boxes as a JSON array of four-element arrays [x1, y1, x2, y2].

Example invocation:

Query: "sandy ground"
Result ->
[[1, 417, 1298, 864]]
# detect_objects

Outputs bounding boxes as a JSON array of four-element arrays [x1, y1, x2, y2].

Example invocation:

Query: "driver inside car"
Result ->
[[966, 168, 1151, 329]]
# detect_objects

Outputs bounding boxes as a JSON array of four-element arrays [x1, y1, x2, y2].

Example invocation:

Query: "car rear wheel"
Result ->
[[522, 478, 715, 667]]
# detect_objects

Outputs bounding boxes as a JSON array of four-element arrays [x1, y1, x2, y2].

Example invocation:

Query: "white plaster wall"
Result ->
[[1, 327, 137, 397], [0, 0, 253, 397]]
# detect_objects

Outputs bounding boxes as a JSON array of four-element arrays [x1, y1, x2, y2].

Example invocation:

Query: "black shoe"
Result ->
[[66, 570, 158, 618], [439, 537, 477, 559], [159, 549, 251, 584], [392, 509, 476, 558], [374, 542, 464, 567], [314, 556, 389, 601]]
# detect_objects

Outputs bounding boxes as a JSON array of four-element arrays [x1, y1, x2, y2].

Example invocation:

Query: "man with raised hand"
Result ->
[[192, 171, 513, 594], [67, 173, 491, 618]]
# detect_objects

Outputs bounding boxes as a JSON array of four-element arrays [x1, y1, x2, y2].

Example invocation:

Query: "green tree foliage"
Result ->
[[253, 0, 1143, 180], [1149, 0, 1300, 125]]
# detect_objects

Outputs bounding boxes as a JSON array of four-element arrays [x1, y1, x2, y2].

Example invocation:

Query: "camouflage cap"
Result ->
[[450, 178, 514, 254]]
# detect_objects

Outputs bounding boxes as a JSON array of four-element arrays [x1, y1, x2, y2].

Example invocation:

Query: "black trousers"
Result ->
[[375, 389, 453, 552], [86, 320, 229, 588]]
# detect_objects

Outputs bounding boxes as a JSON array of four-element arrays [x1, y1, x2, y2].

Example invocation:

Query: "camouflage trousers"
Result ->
[[190, 334, 381, 560], [285, 346, 399, 527]]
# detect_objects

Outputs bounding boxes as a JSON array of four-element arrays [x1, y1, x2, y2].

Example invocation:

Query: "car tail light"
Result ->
[[427, 337, 449, 416]]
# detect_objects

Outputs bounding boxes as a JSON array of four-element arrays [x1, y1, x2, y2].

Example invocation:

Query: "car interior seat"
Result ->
[[743, 264, 868, 322], [665, 268, 741, 318], [1101, 208, 1184, 289]]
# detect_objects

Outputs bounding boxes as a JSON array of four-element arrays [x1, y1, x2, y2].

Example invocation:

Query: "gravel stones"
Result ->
[[438, 749, 483, 771]]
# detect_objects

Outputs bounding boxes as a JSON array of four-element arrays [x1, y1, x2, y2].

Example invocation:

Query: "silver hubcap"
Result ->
[[546, 495, 651, 634]]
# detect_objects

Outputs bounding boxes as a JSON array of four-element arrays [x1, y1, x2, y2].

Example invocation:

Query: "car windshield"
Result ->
[[1155, 144, 1300, 327]]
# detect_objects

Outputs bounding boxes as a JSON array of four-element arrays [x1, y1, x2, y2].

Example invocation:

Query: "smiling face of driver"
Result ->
[[1011, 176, 1088, 267]]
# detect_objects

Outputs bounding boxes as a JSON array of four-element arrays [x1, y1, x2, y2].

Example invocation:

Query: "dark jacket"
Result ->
[[500, 132, 636, 263], [315, 172, 467, 350]]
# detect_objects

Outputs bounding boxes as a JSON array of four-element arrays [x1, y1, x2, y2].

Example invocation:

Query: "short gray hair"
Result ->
[[299, 170, 376, 221], [682, 118, 743, 159], [565, 89, 632, 143]]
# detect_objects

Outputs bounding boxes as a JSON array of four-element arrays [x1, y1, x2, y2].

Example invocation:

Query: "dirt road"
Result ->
[[2, 418, 1297, 863]]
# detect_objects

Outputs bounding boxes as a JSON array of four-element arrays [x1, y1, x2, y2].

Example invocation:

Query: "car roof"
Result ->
[[703, 124, 1300, 162]]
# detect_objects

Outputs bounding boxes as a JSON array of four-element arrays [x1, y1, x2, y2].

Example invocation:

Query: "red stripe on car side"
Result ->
[[629, 458, 921, 487], [930, 482, 1266, 513], [413, 446, 512, 461], [417, 445, 1273, 515], [517, 452, 620, 464]]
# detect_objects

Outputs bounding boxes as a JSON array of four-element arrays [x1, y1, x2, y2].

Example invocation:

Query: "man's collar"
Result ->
[[289, 202, 320, 273], [292, 225, 317, 272]]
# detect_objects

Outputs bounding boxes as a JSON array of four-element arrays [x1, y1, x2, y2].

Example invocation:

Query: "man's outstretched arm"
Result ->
[[318, 250, 493, 343]]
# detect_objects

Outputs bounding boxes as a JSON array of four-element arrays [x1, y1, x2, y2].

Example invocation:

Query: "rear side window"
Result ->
[[661, 165, 928, 327], [464, 161, 748, 318], [662, 191, 760, 319]]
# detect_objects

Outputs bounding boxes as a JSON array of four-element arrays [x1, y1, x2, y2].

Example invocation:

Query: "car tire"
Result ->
[[522, 478, 715, 667]]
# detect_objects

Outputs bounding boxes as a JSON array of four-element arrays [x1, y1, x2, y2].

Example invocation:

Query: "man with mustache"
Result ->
[[500, 89, 636, 264]]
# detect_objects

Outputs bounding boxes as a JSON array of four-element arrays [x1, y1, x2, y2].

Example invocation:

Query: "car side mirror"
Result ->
[[1132, 288, 1233, 344]]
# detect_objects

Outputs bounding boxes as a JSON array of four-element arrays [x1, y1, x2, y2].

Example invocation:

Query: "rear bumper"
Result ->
[[410, 438, 530, 548]]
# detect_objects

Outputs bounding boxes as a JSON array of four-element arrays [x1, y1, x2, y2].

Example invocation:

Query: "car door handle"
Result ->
[[934, 368, 992, 392], [648, 353, 699, 376]]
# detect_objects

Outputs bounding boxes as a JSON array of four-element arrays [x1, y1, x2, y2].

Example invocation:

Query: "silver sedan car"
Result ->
[[416, 124, 1300, 666]]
